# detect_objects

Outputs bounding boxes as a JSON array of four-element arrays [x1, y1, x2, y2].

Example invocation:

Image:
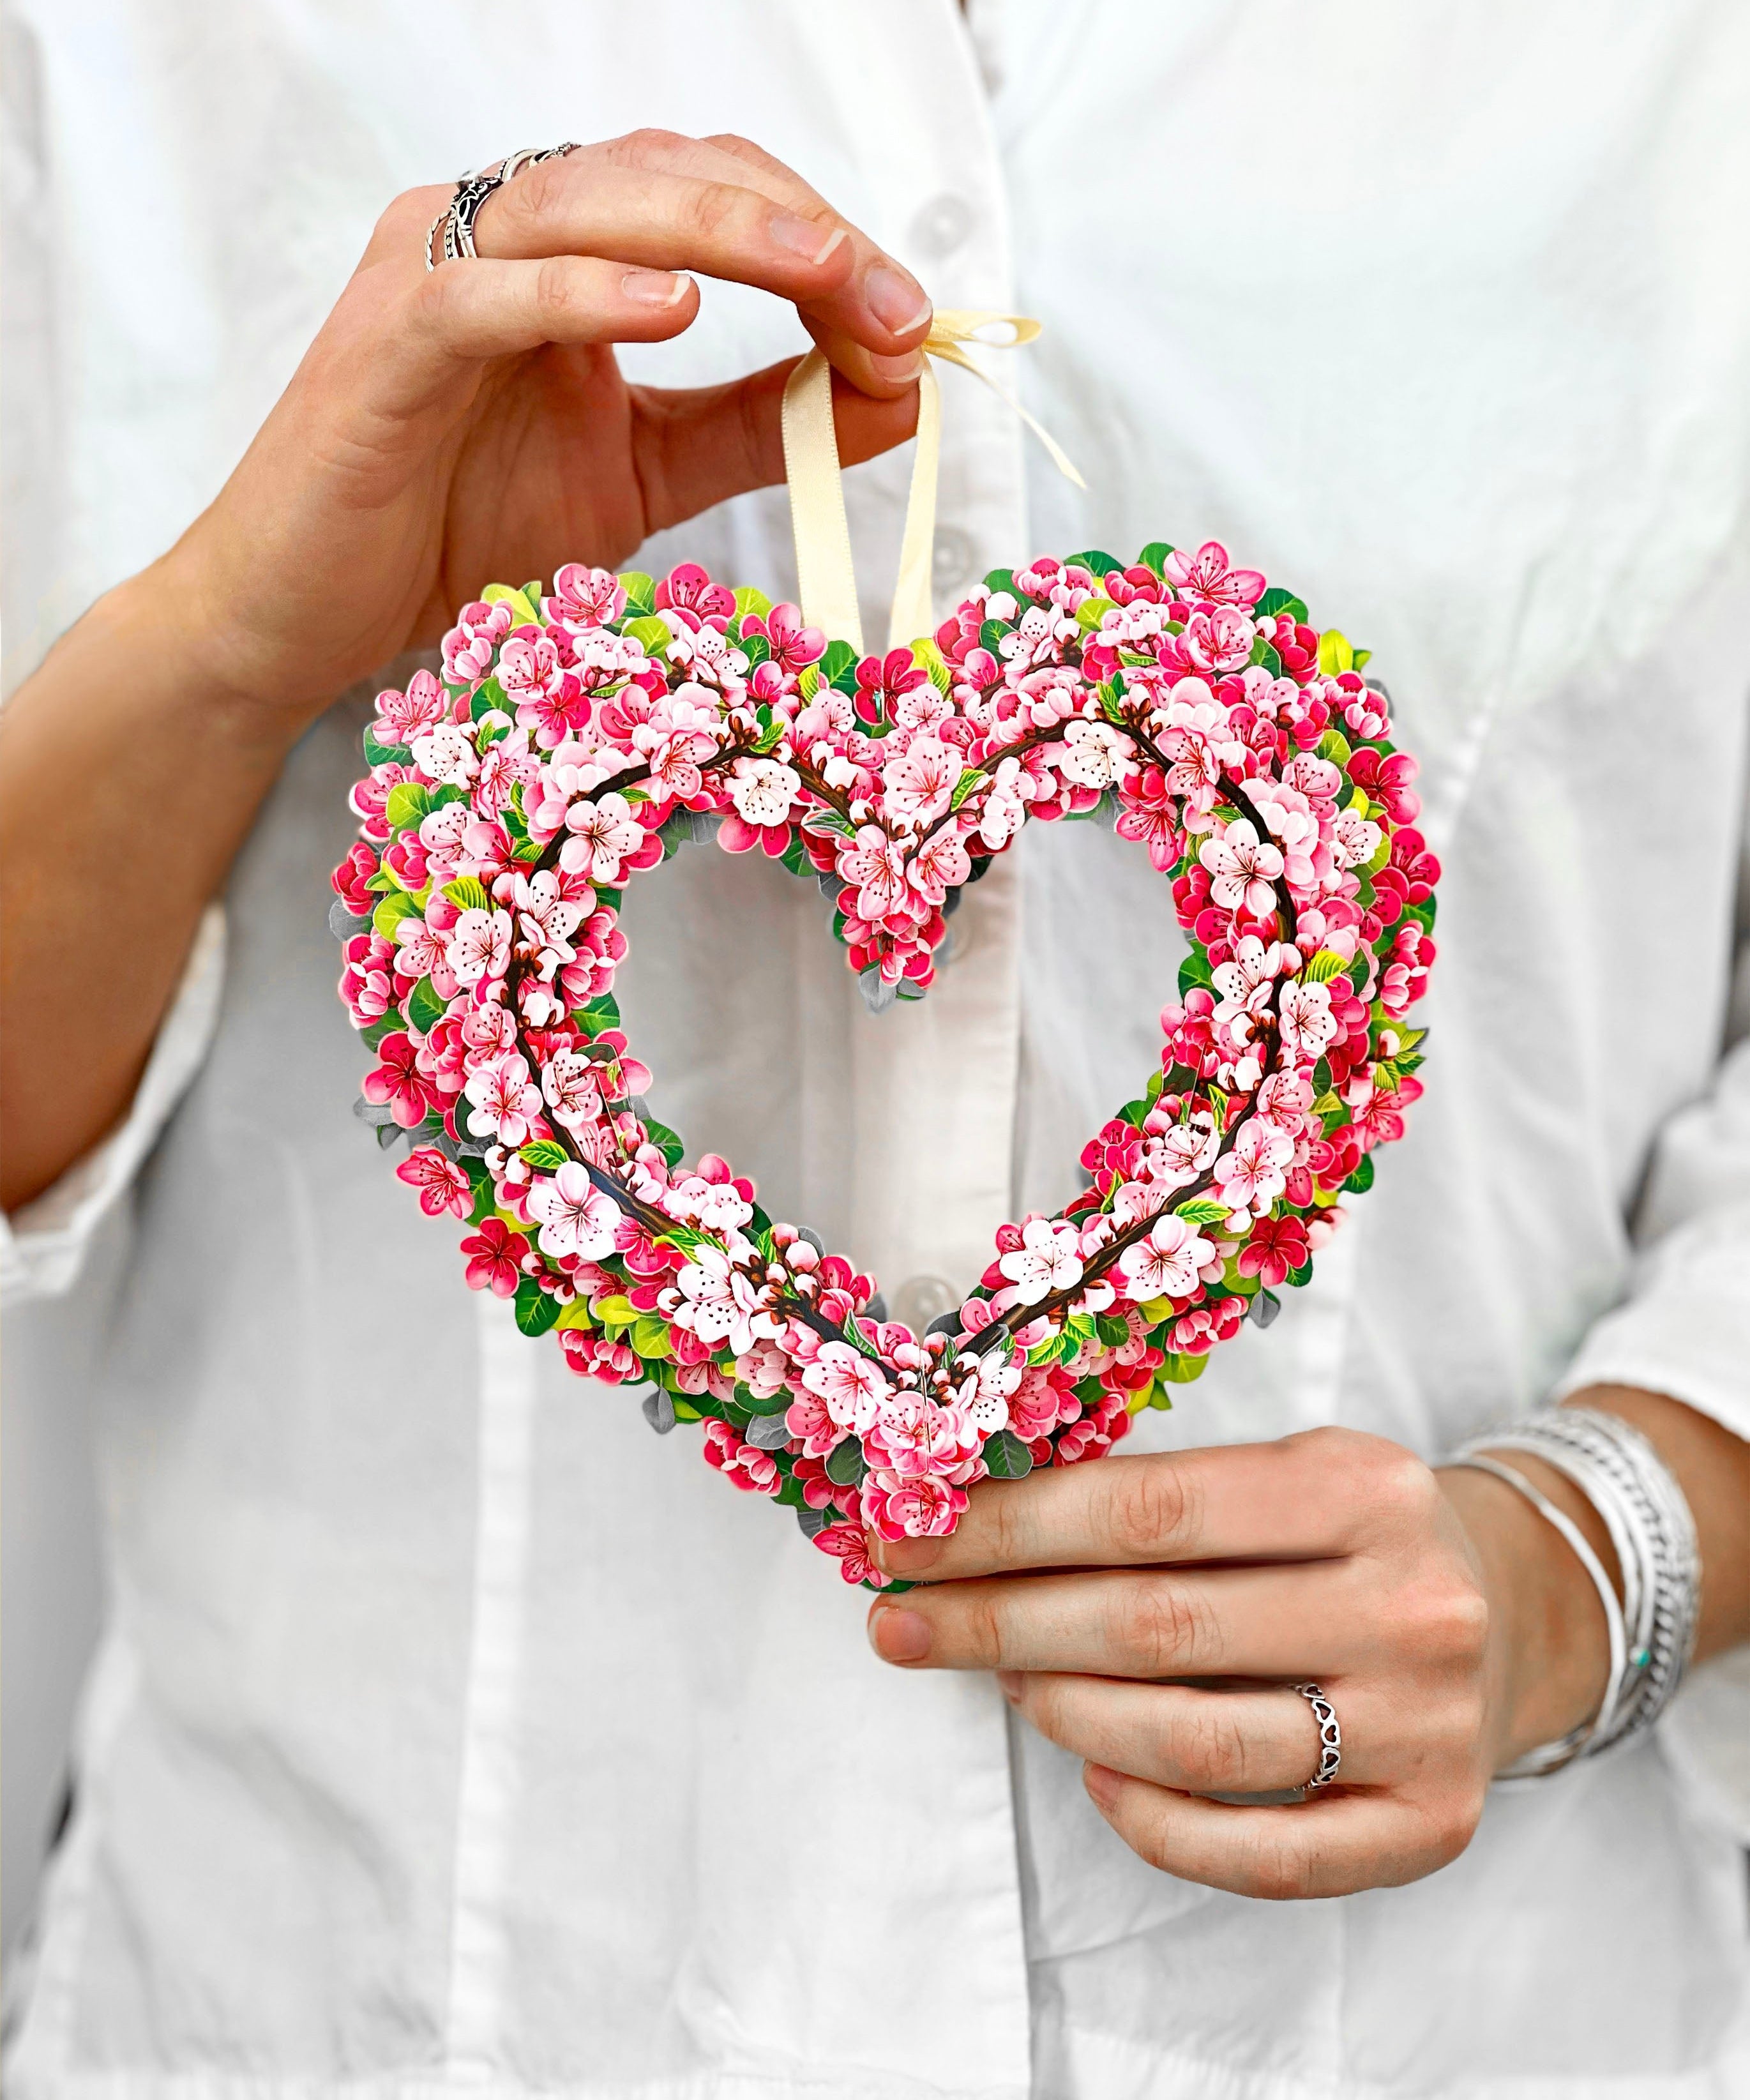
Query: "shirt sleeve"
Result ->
[[1551, 1025, 1750, 1442], [0, 903, 225, 1304]]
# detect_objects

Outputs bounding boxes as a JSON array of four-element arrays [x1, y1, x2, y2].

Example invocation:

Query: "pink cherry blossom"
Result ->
[[396, 1146, 472, 1218], [1199, 819, 1285, 918], [1119, 1213, 1215, 1301], [527, 1162, 619, 1261], [460, 1216, 531, 1296], [464, 1051, 542, 1147], [560, 792, 644, 883], [999, 1217, 1084, 1303]]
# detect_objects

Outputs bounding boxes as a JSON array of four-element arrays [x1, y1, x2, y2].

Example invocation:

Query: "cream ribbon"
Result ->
[[779, 310, 1085, 656]]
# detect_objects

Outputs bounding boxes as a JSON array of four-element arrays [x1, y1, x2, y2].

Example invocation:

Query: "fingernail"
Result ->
[[1083, 1763, 1122, 1811], [863, 262, 933, 336], [770, 213, 847, 267], [868, 349, 924, 384], [879, 1533, 942, 1573], [996, 1670, 1023, 1703], [868, 1606, 933, 1663], [622, 268, 688, 307]]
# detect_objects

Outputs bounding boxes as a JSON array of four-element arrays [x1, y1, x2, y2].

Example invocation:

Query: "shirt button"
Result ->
[[933, 524, 979, 606], [892, 1273, 961, 1335], [910, 192, 976, 259]]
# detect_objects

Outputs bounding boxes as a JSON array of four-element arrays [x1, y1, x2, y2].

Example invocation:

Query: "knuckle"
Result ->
[[1243, 1831, 1322, 1902], [1419, 1786, 1487, 1870], [532, 257, 580, 322], [1112, 1576, 1219, 1676], [509, 155, 573, 230], [1396, 1568, 1491, 1672], [1103, 1458, 1196, 1560], [1172, 1697, 1253, 1790], [966, 1587, 1010, 1667], [679, 178, 744, 244], [612, 126, 694, 165]]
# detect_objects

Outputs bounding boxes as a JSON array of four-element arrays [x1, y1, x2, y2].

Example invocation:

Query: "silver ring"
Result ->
[[425, 142, 581, 271], [1293, 1682, 1341, 1789]]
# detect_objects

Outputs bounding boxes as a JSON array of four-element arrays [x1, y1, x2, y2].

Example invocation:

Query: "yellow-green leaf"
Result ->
[[1303, 949, 1348, 983], [481, 581, 541, 627], [591, 1292, 638, 1330], [1317, 629, 1355, 676]]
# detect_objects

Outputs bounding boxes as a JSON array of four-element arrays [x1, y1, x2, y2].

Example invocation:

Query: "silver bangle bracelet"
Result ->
[[1446, 1407, 1701, 1778], [1442, 1453, 1628, 1778]]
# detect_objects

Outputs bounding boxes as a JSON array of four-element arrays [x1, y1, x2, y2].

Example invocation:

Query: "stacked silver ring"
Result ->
[[1449, 1407, 1701, 1779], [425, 143, 581, 271]]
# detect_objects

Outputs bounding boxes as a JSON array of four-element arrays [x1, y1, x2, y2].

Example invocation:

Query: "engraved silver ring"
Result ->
[[1293, 1682, 1342, 1790], [425, 142, 582, 271]]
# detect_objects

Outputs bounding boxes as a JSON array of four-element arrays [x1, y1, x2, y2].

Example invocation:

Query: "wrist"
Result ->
[[1438, 1457, 1616, 1771]]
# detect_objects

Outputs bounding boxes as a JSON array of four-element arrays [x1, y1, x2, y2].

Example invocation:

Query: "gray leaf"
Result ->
[[795, 1504, 830, 1539], [858, 969, 900, 1015], [796, 1225, 825, 1256], [817, 869, 841, 900], [354, 1095, 397, 1127], [329, 898, 372, 940], [745, 1412, 794, 1450], [925, 1310, 962, 1338], [375, 1121, 411, 1152], [864, 1292, 888, 1324], [1248, 1288, 1283, 1329], [641, 1389, 678, 1435]]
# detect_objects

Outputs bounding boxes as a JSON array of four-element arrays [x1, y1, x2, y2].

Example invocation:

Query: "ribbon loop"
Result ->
[[780, 308, 1083, 658]]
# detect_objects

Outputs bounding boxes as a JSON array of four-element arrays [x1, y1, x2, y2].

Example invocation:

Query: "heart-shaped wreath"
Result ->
[[329, 537, 1439, 1590]]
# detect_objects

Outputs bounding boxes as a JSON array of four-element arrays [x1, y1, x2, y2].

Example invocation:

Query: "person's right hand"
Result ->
[[163, 128, 930, 727], [0, 129, 930, 1212]]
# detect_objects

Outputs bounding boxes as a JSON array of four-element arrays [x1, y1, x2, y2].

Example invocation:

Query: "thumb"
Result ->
[[630, 356, 921, 540]]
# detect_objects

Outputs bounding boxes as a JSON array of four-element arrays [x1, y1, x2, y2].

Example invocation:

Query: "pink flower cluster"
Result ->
[[332, 543, 1438, 1589]]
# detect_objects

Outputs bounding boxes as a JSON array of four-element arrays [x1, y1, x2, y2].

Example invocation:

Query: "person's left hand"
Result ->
[[863, 1427, 1607, 1899]]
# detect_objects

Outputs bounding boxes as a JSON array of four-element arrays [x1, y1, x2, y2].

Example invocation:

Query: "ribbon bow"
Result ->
[[780, 308, 1085, 656]]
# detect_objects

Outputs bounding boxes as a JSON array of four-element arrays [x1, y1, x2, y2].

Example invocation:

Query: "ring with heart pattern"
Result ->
[[330, 541, 1439, 1590]]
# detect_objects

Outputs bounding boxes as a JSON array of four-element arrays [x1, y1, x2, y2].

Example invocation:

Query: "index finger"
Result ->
[[473, 132, 932, 397], [871, 1437, 1376, 1582]]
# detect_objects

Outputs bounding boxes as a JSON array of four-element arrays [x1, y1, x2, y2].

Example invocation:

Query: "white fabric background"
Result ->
[[5, 3, 1750, 2095]]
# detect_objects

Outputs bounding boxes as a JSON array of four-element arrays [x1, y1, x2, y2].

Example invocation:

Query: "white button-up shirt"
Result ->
[[6, 3, 1750, 2094]]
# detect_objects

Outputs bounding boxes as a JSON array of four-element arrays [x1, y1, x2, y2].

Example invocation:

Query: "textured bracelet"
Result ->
[[1447, 1407, 1702, 1778]]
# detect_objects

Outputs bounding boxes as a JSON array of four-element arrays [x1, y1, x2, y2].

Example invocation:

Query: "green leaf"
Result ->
[[1343, 1153, 1377, 1195], [982, 567, 1017, 600], [514, 1279, 561, 1337], [1256, 587, 1310, 623], [1248, 639, 1284, 676], [640, 1114, 685, 1170], [1303, 948, 1348, 983], [481, 581, 540, 627], [1316, 727, 1353, 766], [982, 1428, 1034, 1479], [732, 585, 773, 621], [949, 766, 985, 812], [443, 875, 492, 914], [1353, 647, 1372, 670], [978, 618, 1009, 657], [1173, 1197, 1230, 1227], [797, 663, 822, 701], [825, 1438, 868, 1486], [518, 1138, 570, 1170], [1135, 541, 1175, 577], [371, 889, 424, 941], [1347, 954, 1370, 995], [617, 570, 656, 616], [1075, 594, 1118, 633], [1066, 549, 1122, 582], [1159, 1350, 1210, 1384], [573, 993, 621, 1036], [630, 1314, 674, 1360], [1094, 1313, 1131, 1348], [362, 727, 410, 767], [1095, 678, 1128, 725], [1177, 950, 1216, 997], [819, 637, 859, 691], [384, 781, 432, 832], [407, 974, 448, 1033], [471, 675, 510, 723], [622, 614, 672, 658], [1317, 629, 1355, 676], [591, 1293, 638, 1330]]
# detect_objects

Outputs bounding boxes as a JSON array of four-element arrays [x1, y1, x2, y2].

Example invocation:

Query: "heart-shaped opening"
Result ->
[[331, 541, 1438, 1589]]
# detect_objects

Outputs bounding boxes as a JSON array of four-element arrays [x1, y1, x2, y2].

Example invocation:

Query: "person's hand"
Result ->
[[863, 1428, 1615, 1900], [160, 128, 929, 726]]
